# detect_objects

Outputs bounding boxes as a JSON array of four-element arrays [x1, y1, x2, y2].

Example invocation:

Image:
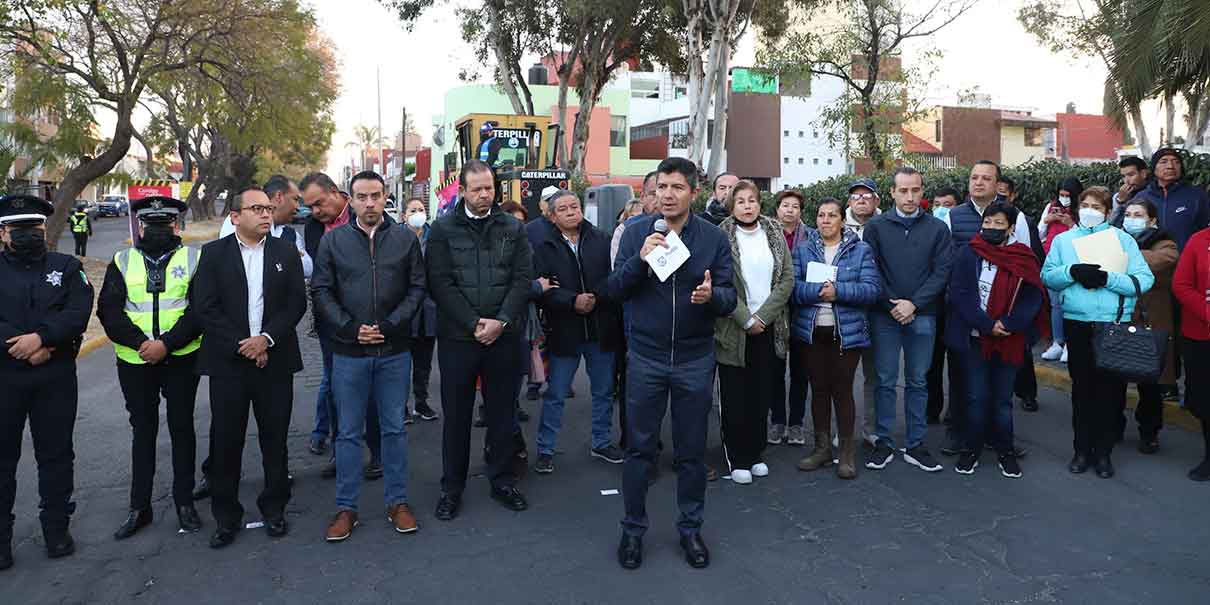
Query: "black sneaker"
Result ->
[[940, 437, 963, 457], [591, 444, 625, 464], [415, 401, 439, 421], [404, 411, 416, 425], [534, 454, 555, 474], [998, 454, 1022, 478], [1161, 384, 1180, 402], [903, 446, 943, 472], [865, 440, 895, 470], [364, 460, 384, 480], [955, 451, 979, 475], [1020, 398, 1039, 412]]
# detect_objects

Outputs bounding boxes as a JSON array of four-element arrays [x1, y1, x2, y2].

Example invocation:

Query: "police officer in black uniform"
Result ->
[[97, 196, 204, 540], [0, 195, 93, 571]]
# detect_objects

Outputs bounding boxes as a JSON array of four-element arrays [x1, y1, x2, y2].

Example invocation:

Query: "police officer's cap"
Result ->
[[132, 196, 187, 224], [0, 194, 54, 227]]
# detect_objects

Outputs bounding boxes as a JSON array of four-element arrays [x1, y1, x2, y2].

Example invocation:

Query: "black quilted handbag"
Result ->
[[1092, 275, 1168, 382]]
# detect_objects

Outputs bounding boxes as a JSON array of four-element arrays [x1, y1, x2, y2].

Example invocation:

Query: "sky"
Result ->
[[309, 0, 1151, 178]]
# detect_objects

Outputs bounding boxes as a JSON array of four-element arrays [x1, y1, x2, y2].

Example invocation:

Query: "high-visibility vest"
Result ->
[[70, 213, 89, 234], [112, 246, 203, 364]]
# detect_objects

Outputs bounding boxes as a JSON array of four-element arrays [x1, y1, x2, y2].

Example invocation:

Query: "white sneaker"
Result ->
[[751, 463, 769, 477], [1060, 345, 1068, 364], [1041, 341, 1064, 361], [731, 469, 753, 484]]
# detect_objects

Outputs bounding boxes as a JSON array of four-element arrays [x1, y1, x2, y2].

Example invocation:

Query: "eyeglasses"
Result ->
[[849, 193, 876, 201], [243, 205, 275, 215]]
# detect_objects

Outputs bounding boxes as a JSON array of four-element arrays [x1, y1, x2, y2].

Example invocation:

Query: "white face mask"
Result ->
[[1058, 195, 1071, 207], [406, 212, 427, 229], [931, 206, 950, 220], [1077, 207, 1105, 228], [1122, 217, 1149, 235]]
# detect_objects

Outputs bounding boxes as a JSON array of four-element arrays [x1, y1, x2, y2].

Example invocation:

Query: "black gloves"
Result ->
[[1070, 263, 1109, 289]]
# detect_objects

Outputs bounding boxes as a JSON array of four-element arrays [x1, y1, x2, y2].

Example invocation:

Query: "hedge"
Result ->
[[691, 151, 1210, 228]]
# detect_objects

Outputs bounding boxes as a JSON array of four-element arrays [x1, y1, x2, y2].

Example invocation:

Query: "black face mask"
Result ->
[[7, 226, 47, 261], [980, 227, 1008, 246], [139, 224, 180, 254], [734, 215, 759, 228]]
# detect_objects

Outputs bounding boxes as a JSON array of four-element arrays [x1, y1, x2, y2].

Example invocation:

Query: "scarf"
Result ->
[[969, 236, 1050, 365]]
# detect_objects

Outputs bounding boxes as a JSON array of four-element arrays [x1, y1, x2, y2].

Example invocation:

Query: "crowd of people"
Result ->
[[1, 147, 1208, 573]]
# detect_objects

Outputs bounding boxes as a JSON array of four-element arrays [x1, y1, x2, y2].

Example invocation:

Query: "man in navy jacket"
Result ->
[[608, 157, 736, 570], [1135, 147, 1210, 251]]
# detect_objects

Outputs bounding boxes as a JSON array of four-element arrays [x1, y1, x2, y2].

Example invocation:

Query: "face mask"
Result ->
[[1123, 217, 1149, 235], [7, 226, 47, 261], [1078, 207, 1105, 228], [979, 227, 1008, 246], [139, 224, 180, 253], [931, 206, 950, 220], [407, 212, 427, 229], [1058, 195, 1071, 207]]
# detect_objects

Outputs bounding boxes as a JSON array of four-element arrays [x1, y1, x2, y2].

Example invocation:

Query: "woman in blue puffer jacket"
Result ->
[[790, 198, 882, 479]]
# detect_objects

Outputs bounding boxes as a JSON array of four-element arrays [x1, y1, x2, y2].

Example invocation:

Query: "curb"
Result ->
[[77, 336, 110, 359], [1034, 364, 1200, 432]]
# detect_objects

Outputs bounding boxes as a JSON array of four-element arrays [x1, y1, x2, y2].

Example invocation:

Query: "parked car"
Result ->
[[97, 195, 128, 217], [75, 199, 98, 219]]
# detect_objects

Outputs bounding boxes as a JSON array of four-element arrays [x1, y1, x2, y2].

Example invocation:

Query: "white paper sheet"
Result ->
[[643, 230, 691, 282], [804, 261, 838, 283], [1072, 229, 1128, 274]]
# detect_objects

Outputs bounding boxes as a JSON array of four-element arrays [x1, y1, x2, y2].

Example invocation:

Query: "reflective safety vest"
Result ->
[[70, 212, 89, 234], [112, 246, 202, 364]]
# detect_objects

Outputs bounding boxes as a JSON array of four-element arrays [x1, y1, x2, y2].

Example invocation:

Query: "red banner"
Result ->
[[127, 184, 172, 200]]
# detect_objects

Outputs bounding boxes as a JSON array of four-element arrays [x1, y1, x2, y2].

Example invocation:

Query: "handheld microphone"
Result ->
[[653, 218, 668, 235]]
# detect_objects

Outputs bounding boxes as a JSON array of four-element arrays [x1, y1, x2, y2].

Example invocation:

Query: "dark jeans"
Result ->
[[412, 336, 436, 407], [771, 339, 808, 428], [208, 370, 293, 529], [438, 333, 522, 495], [622, 352, 713, 538], [1064, 320, 1127, 456], [310, 337, 381, 460], [73, 233, 87, 256], [0, 361, 78, 543], [962, 341, 1017, 455], [718, 331, 776, 469], [116, 355, 201, 509]]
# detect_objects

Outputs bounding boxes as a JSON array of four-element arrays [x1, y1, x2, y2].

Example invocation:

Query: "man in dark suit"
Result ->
[[194, 186, 306, 548]]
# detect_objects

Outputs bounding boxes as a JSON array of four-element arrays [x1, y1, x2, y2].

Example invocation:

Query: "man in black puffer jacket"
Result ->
[[426, 160, 534, 521], [312, 171, 426, 540]]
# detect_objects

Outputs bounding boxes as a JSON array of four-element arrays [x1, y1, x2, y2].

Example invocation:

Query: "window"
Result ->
[[934, 120, 942, 142], [1024, 127, 1044, 147], [610, 115, 628, 147], [674, 86, 688, 99], [798, 130, 804, 137], [813, 158, 819, 165], [783, 184, 790, 190], [813, 130, 818, 138], [783, 130, 790, 137], [783, 157, 789, 164], [797, 158, 803, 165], [827, 158, 833, 166]]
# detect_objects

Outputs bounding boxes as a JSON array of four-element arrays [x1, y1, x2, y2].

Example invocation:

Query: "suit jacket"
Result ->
[[194, 233, 306, 377]]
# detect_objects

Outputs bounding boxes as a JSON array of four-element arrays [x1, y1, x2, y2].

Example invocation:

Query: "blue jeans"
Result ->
[[311, 338, 334, 442], [332, 352, 410, 511], [870, 312, 936, 450], [962, 341, 1017, 455], [1049, 289, 1065, 343], [536, 342, 616, 456]]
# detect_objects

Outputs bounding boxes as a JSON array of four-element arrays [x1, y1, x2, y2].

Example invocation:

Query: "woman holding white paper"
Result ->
[[1042, 186, 1155, 479], [713, 180, 793, 484], [790, 198, 881, 479]]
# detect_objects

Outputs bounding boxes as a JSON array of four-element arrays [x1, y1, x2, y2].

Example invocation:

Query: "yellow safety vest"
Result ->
[[112, 246, 203, 364], [70, 213, 89, 233]]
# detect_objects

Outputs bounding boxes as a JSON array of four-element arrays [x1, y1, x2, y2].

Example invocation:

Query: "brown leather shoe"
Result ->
[[325, 511, 358, 542], [387, 503, 418, 534]]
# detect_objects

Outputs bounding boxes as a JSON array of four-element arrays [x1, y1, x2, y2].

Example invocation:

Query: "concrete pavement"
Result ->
[[2, 331, 1208, 604]]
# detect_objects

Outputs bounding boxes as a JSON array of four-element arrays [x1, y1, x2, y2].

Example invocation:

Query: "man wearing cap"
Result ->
[[1136, 147, 1210, 251], [0, 195, 94, 570], [844, 178, 883, 240], [69, 203, 92, 257], [97, 196, 206, 540]]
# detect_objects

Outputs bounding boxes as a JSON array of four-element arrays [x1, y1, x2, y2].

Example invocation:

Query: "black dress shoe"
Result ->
[[209, 526, 238, 549], [1068, 453, 1091, 474], [434, 494, 461, 521], [114, 509, 153, 540], [1095, 455, 1115, 479], [1020, 398, 1039, 412], [1138, 431, 1160, 455], [192, 477, 211, 501], [45, 531, 75, 559], [617, 534, 642, 569], [679, 533, 710, 569], [490, 486, 528, 511], [265, 517, 289, 538], [177, 505, 203, 533]]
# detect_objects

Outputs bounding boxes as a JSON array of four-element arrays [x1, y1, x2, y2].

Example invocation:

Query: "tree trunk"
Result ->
[[684, 1, 711, 168], [569, 51, 603, 177], [706, 38, 731, 180], [1163, 91, 1175, 144], [862, 98, 885, 171], [486, 0, 526, 115], [554, 45, 581, 167], [47, 111, 135, 249], [1130, 105, 1153, 158]]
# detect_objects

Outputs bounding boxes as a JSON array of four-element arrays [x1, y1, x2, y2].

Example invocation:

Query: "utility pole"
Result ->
[[401, 105, 408, 198]]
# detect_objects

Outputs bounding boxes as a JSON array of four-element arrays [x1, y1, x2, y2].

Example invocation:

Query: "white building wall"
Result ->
[[775, 76, 847, 189]]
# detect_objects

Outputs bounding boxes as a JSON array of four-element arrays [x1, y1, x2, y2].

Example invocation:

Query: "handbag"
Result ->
[[1092, 275, 1168, 382]]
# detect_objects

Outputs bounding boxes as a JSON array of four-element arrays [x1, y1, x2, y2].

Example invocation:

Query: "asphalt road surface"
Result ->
[[55, 214, 133, 262], [2, 329, 1208, 604]]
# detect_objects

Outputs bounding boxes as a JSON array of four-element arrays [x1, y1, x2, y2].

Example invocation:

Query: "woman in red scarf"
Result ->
[[944, 203, 1048, 478]]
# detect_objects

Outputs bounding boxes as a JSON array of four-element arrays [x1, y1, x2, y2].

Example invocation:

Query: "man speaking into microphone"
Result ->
[[608, 157, 736, 570]]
